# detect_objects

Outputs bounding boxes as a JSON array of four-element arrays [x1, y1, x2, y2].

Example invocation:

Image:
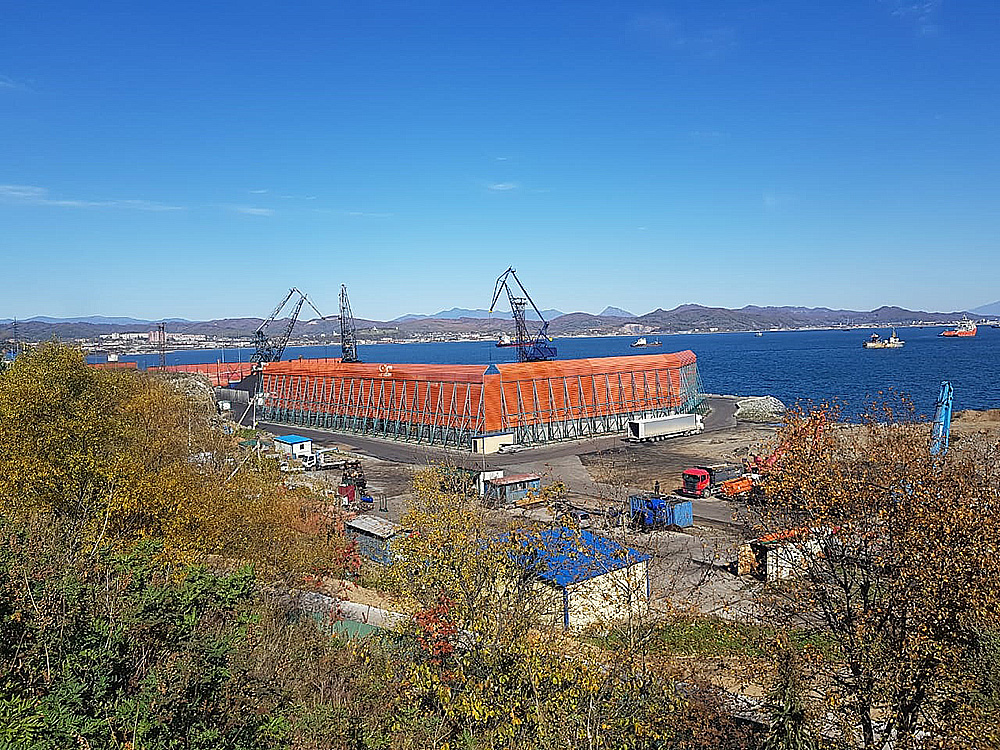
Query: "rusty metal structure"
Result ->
[[257, 352, 703, 448]]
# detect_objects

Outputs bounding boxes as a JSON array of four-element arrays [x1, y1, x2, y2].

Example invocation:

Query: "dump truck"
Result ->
[[626, 413, 704, 442], [677, 463, 744, 499]]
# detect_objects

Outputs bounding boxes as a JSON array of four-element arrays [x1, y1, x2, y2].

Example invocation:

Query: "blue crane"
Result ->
[[930, 380, 953, 456]]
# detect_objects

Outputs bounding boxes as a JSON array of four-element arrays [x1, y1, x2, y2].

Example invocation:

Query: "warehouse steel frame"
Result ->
[[497, 362, 704, 444], [259, 353, 703, 449]]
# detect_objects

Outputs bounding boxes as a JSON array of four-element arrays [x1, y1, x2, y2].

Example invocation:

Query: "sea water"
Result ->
[[106, 326, 1000, 417]]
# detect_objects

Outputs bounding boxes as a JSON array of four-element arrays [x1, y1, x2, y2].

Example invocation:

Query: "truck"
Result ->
[[627, 494, 693, 529], [625, 413, 704, 442], [677, 463, 744, 499], [301, 447, 344, 472]]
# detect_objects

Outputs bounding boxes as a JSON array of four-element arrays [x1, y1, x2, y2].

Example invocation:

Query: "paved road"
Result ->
[[246, 397, 747, 526], [248, 396, 738, 467]]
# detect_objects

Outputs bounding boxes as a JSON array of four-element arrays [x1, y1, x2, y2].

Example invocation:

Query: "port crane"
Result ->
[[339, 285, 360, 363], [251, 287, 326, 363], [489, 266, 557, 362], [930, 380, 953, 456]]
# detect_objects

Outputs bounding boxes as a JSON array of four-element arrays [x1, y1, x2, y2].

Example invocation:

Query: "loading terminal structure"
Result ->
[[255, 351, 704, 448]]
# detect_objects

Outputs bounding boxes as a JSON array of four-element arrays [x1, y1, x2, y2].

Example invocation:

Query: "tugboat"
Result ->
[[630, 337, 662, 348], [939, 318, 977, 337], [862, 328, 905, 349], [496, 333, 516, 348]]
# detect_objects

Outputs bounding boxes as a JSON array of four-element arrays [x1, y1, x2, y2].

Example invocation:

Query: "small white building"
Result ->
[[513, 528, 650, 630], [273, 434, 313, 458], [471, 431, 515, 455]]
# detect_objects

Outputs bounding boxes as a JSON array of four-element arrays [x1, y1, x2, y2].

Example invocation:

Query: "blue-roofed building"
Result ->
[[509, 528, 651, 630], [273, 433, 312, 458]]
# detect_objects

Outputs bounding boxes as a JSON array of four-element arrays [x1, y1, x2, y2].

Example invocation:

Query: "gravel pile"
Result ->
[[163, 372, 216, 412], [735, 396, 786, 423]]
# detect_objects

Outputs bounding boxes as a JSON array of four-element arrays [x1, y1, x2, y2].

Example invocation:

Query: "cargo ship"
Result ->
[[863, 328, 905, 349], [496, 333, 516, 348], [940, 318, 977, 337]]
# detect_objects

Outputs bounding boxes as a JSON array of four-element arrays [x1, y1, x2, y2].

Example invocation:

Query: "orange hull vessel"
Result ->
[[940, 319, 977, 337]]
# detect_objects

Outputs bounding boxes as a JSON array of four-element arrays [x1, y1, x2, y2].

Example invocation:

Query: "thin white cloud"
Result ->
[[883, 0, 941, 35], [0, 184, 184, 211], [0, 76, 16, 89], [309, 208, 393, 218], [495, 156, 509, 161], [488, 182, 518, 191], [762, 191, 794, 211], [229, 205, 274, 216], [248, 189, 268, 194]]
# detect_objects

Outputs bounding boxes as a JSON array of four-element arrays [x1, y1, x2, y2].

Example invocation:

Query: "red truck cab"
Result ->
[[680, 468, 712, 498]]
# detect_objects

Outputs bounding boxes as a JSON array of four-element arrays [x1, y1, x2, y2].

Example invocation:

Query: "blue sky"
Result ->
[[2, 0, 999, 321]]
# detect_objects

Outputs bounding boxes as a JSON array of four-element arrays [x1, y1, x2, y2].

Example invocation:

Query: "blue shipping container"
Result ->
[[670, 499, 693, 528]]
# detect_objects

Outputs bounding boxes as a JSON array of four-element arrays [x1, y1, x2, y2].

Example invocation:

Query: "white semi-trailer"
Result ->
[[626, 413, 704, 442]]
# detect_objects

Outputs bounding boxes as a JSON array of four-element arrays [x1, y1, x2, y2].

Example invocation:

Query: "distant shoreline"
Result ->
[[81, 323, 971, 361]]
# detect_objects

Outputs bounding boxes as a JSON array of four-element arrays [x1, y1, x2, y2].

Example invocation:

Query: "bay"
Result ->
[[101, 326, 1000, 417]]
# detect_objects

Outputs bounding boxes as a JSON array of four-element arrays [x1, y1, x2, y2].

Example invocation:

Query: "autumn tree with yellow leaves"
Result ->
[[380, 466, 752, 750], [0, 342, 346, 575], [749, 400, 1000, 750]]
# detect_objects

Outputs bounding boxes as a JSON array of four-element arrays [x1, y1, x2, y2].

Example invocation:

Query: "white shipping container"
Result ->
[[626, 413, 704, 441]]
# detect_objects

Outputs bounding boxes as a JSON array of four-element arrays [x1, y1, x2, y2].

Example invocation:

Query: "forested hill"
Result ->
[[1, 304, 971, 342]]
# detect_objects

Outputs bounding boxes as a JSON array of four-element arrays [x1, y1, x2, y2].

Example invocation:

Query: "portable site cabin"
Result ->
[[344, 515, 405, 565], [471, 431, 515, 454], [273, 434, 313, 458], [511, 528, 651, 630], [737, 528, 829, 582], [484, 473, 542, 507]]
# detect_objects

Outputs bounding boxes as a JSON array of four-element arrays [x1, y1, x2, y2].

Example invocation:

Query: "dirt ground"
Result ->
[[579, 423, 778, 494], [953, 409, 1000, 437]]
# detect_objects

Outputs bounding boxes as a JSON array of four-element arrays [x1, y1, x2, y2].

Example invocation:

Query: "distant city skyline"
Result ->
[[2, 1, 999, 320]]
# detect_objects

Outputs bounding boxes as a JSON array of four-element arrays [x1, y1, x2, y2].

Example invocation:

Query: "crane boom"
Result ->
[[339, 285, 360, 363], [251, 287, 326, 363], [489, 267, 557, 363]]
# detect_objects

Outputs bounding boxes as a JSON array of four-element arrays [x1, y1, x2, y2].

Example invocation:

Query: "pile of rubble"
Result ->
[[735, 396, 786, 423], [162, 372, 216, 413]]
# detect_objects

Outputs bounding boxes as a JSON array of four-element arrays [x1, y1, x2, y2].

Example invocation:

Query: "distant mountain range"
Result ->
[[0, 304, 976, 343], [393, 307, 565, 322], [600, 306, 634, 318], [971, 300, 1000, 316], [0, 316, 190, 325]]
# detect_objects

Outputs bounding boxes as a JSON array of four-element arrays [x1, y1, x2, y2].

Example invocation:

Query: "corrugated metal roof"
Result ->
[[274, 434, 311, 444], [506, 528, 650, 587], [259, 351, 701, 437], [488, 473, 541, 486], [495, 351, 697, 380], [345, 515, 402, 539]]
